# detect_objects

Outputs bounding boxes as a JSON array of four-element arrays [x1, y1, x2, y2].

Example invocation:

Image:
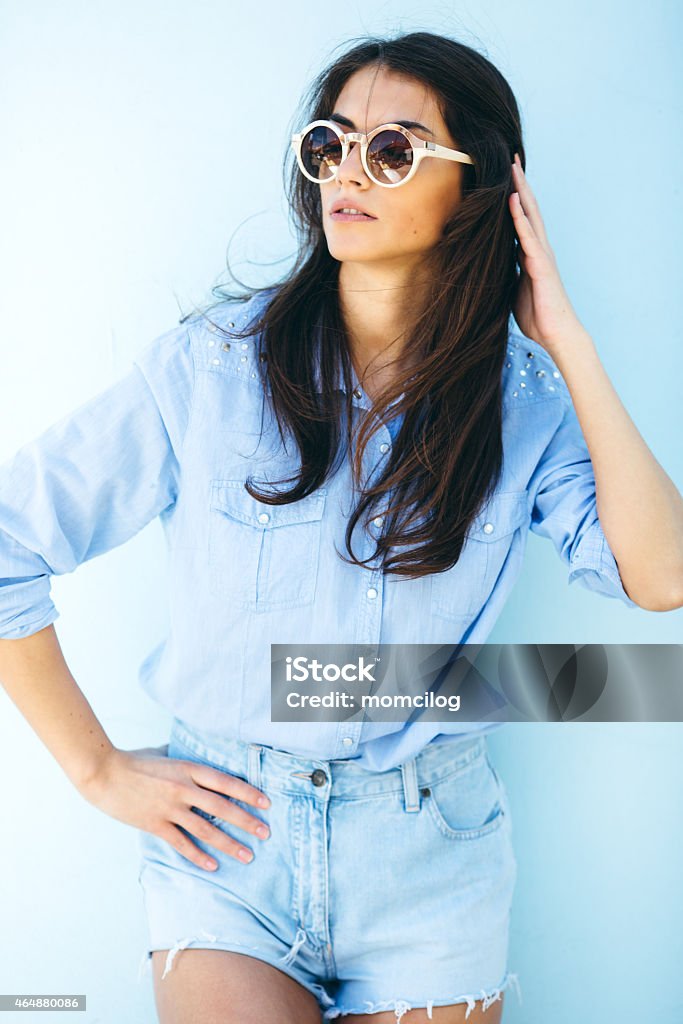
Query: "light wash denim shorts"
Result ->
[[137, 718, 522, 1021]]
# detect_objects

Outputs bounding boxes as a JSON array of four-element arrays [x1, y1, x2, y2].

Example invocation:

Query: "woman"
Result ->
[[1, 30, 681, 1024]]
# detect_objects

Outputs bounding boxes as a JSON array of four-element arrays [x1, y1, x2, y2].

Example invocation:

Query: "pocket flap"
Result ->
[[211, 479, 327, 528], [466, 490, 529, 543]]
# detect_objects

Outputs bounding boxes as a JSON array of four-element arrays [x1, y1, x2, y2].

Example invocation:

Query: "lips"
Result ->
[[330, 210, 377, 221], [329, 198, 377, 218]]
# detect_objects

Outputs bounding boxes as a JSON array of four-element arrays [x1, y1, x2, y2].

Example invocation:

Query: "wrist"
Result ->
[[545, 324, 597, 370], [72, 741, 119, 798]]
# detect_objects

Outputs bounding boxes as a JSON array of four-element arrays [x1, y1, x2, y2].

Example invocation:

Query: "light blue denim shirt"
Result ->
[[0, 288, 637, 770]]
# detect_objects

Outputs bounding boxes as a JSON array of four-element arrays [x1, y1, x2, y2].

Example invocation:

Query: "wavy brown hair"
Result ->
[[181, 30, 526, 580]]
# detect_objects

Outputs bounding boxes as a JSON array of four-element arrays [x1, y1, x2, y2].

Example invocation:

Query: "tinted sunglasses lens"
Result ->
[[367, 130, 413, 184], [300, 124, 342, 182]]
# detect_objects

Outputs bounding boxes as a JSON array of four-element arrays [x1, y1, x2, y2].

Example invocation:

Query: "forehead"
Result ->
[[332, 66, 442, 132]]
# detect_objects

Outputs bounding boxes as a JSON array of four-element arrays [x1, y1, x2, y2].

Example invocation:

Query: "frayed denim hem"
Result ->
[[322, 969, 522, 1022]]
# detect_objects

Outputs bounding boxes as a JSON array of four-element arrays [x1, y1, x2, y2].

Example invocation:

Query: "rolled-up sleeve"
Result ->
[[527, 395, 639, 610], [0, 323, 195, 639]]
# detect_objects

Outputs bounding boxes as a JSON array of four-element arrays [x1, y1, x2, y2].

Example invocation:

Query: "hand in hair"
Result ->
[[509, 152, 585, 353]]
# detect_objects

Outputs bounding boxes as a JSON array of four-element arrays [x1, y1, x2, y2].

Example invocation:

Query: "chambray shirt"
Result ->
[[0, 288, 638, 771]]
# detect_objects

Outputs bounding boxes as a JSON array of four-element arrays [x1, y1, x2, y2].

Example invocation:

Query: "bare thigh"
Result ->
[[150, 948, 323, 1024], [341, 994, 504, 1024]]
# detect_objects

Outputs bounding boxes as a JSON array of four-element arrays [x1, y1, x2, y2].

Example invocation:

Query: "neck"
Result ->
[[338, 261, 432, 396]]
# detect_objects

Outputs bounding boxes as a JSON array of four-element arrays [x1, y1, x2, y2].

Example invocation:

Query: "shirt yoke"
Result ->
[[502, 329, 570, 410]]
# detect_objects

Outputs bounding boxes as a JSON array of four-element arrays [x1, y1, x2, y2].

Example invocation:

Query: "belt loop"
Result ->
[[400, 759, 420, 813], [247, 744, 263, 790]]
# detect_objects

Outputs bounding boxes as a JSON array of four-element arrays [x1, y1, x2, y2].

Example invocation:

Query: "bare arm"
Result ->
[[507, 154, 683, 610], [552, 328, 683, 611], [0, 623, 271, 871], [0, 623, 114, 793]]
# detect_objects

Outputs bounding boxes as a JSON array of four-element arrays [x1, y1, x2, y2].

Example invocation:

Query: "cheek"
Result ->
[[399, 205, 447, 244], [398, 180, 457, 240], [391, 202, 428, 239]]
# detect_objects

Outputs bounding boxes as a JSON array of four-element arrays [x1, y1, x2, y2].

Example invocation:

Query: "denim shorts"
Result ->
[[136, 718, 522, 1021]]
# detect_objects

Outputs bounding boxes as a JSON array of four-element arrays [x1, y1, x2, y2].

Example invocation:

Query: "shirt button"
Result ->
[[482, 522, 494, 534], [311, 769, 328, 786], [353, 386, 363, 399], [367, 587, 378, 599], [208, 323, 217, 333], [211, 358, 220, 365], [258, 512, 270, 524], [373, 516, 384, 527], [342, 737, 353, 747], [380, 443, 390, 454]]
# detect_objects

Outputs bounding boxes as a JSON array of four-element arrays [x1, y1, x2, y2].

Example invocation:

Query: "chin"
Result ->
[[325, 237, 383, 260]]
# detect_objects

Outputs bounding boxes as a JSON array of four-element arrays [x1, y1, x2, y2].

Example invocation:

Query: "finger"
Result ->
[[510, 192, 545, 257], [511, 158, 551, 250], [157, 820, 252, 871], [175, 811, 258, 865], [192, 790, 271, 840], [185, 761, 271, 809]]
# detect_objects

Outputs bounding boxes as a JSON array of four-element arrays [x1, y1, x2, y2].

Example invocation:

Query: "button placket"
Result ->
[[336, 720, 362, 754]]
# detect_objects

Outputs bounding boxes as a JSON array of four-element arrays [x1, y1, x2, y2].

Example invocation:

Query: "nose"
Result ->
[[336, 139, 369, 186]]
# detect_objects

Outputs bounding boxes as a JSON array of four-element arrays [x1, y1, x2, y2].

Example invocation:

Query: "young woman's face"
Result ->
[[321, 66, 465, 271]]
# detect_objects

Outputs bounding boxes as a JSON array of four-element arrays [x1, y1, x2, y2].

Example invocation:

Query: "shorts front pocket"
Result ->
[[208, 478, 327, 610], [423, 751, 506, 840]]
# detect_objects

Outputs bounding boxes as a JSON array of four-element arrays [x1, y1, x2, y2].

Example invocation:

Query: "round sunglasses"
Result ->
[[291, 119, 475, 189]]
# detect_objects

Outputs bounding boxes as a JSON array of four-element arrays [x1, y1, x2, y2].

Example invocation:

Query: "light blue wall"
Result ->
[[0, 2, 680, 1022]]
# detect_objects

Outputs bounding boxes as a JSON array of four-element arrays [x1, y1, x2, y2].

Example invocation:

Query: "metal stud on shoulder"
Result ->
[[504, 339, 565, 396]]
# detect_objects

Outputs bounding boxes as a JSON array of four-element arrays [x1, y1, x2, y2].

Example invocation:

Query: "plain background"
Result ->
[[1, 2, 681, 1022]]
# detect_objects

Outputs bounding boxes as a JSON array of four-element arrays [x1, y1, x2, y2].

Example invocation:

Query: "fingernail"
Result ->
[[258, 796, 270, 808], [239, 849, 253, 862], [256, 825, 269, 838]]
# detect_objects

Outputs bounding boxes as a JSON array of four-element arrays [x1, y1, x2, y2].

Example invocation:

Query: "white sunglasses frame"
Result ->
[[291, 118, 476, 189]]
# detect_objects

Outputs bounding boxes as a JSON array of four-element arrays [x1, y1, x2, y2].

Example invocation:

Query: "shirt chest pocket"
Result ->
[[430, 490, 529, 620], [208, 479, 327, 612]]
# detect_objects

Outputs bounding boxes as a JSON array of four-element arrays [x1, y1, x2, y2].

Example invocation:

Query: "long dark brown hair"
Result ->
[[181, 30, 525, 580]]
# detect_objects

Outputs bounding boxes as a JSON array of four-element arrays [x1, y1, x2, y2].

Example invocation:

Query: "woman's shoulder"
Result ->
[[184, 287, 280, 336], [131, 290, 274, 391], [502, 324, 570, 411]]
